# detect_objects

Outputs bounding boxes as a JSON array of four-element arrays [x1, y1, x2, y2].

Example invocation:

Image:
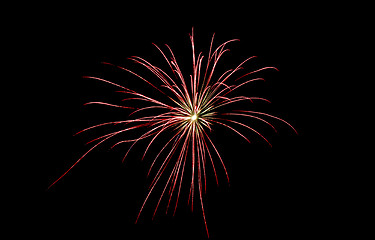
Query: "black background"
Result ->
[[29, 2, 352, 239]]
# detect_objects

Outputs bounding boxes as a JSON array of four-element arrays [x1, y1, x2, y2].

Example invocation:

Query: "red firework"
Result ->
[[50, 29, 297, 237]]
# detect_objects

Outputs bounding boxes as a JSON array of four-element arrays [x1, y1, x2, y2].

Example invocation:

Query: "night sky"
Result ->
[[31, 2, 348, 239]]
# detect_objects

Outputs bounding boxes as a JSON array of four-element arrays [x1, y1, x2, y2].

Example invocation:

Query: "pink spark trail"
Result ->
[[50, 28, 297, 238]]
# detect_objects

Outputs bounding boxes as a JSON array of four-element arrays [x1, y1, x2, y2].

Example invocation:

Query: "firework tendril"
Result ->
[[50, 29, 297, 237]]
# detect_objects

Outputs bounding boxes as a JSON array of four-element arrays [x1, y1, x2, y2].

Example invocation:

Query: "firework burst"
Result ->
[[50, 29, 297, 237]]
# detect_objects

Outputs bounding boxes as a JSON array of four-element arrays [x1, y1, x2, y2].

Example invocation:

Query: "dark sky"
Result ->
[[31, 2, 347, 239]]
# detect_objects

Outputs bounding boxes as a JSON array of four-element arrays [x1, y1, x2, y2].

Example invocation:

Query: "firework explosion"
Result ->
[[50, 29, 297, 237]]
